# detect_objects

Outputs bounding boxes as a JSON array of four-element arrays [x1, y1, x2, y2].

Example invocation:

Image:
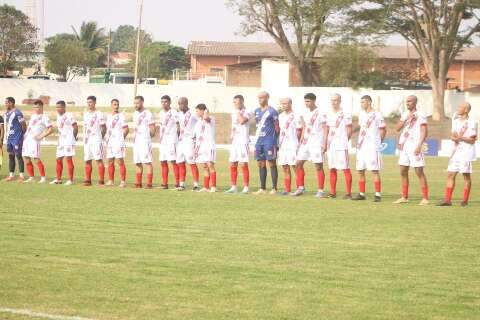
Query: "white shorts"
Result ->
[[133, 141, 153, 164], [229, 144, 250, 163], [159, 142, 177, 162], [327, 149, 350, 170], [84, 142, 104, 161], [278, 147, 297, 166], [106, 144, 126, 159], [356, 149, 383, 171], [22, 139, 40, 158], [398, 150, 425, 168], [196, 147, 216, 164], [176, 140, 195, 164], [447, 158, 473, 174], [297, 141, 323, 163], [56, 145, 75, 158]]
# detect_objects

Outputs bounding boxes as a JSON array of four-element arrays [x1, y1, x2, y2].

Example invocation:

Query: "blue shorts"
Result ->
[[7, 141, 23, 155], [255, 143, 277, 161]]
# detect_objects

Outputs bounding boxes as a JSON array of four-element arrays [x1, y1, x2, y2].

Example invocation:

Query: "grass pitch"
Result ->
[[0, 147, 479, 320]]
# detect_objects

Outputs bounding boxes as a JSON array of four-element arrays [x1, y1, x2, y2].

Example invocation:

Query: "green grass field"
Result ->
[[0, 147, 479, 320]]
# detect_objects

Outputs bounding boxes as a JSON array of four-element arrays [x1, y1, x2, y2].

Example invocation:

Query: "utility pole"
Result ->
[[133, 0, 144, 99], [107, 29, 112, 70]]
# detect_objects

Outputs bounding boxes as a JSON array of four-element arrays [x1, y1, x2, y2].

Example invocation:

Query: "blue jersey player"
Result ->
[[253, 91, 280, 195], [4, 97, 27, 182]]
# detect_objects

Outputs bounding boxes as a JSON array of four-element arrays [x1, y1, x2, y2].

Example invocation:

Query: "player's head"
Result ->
[[280, 97, 293, 113], [331, 93, 342, 110], [134, 95, 144, 111], [56, 100, 66, 115], [161, 95, 171, 110], [361, 95, 372, 111], [456, 101, 472, 117], [5, 97, 15, 110], [258, 91, 269, 107], [111, 99, 120, 113], [33, 100, 44, 114], [87, 96, 96, 110], [195, 103, 207, 117], [233, 94, 244, 110], [304, 93, 316, 110], [178, 97, 189, 112], [406, 95, 417, 111]]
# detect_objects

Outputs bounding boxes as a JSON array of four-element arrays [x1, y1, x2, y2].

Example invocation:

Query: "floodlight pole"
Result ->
[[133, 0, 144, 99]]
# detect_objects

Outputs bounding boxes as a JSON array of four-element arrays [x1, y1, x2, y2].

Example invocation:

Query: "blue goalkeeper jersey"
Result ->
[[5, 109, 25, 143]]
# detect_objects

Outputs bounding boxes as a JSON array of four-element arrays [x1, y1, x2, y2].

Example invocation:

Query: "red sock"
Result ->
[[359, 180, 366, 194], [285, 175, 292, 192], [463, 186, 471, 203], [421, 186, 429, 200], [173, 163, 180, 185], [330, 169, 337, 195], [402, 184, 409, 199], [211, 171, 217, 188], [136, 173, 142, 186], [161, 162, 169, 185], [85, 162, 92, 181], [108, 163, 115, 181], [242, 165, 249, 187], [296, 167, 305, 188], [317, 170, 325, 190], [98, 163, 105, 183], [119, 164, 126, 182], [56, 159, 63, 180], [374, 180, 381, 193], [27, 162, 35, 177], [37, 160, 45, 177], [204, 175, 210, 189], [147, 173, 153, 186], [230, 165, 238, 186], [445, 187, 454, 202], [179, 163, 186, 183], [66, 158, 74, 181], [191, 164, 199, 183], [344, 169, 352, 194]]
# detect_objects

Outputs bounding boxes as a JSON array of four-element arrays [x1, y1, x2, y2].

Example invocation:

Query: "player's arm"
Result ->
[[176, 121, 180, 136], [415, 124, 428, 155], [37, 126, 53, 140], [21, 120, 27, 134], [73, 123, 79, 141], [237, 111, 249, 125], [0, 118, 4, 148], [380, 127, 387, 142], [123, 125, 129, 139], [460, 134, 477, 144], [203, 110, 211, 123], [274, 119, 280, 136], [101, 124, 107, 138], [149, 123, 156, 138], [346, 124, 353, 140], [322, 124, 329, 153]]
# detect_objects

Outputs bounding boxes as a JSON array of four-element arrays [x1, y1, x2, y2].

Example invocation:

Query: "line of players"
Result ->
[[1, 92, 476, 206]]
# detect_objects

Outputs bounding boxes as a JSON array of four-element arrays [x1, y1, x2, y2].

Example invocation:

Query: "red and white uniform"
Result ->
[[133, 109, 154, 164], [229, 108, 251, 163], [83, 110, 105, 161], [327, 110, 352, 170], [297, 108, 327, 164], [194, 117, 216, 163], [278, 111, 302, 166], [398, 111, 427, 168], [176, 109, 197, 164], [448, 117, 477, 173], [56, 112, 77, 158], [106, 113, 128, 159], [158, 108, 179, 161], [22, 113, 52, 158], [356, 110, 386, 171]]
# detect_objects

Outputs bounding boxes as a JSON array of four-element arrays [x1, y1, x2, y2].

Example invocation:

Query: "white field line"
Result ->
[[0, 307, 96, 320]]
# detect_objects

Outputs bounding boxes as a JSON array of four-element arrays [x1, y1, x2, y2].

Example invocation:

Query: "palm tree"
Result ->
[[71, 21, 107, 66]]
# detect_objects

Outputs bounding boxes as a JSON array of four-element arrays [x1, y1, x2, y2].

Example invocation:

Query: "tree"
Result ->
[[0, 4, 38, 74], [111, 25, 152, 53], [346, 1, 480, 120], [72, 21, 107, 66], [227, 0, 352, 86]]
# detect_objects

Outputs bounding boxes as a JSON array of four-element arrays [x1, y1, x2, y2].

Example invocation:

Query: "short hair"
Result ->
[[6, 97, 15, 104], [178, 97, 188, 104], [56, 100, 66, 107], [331, 93, 342, 100], [407, 95, 418, 103], [161, 95, 171, 103], [195, 103, 207, 111], [234, 94, 244, 101], [361, 95, 372, 102], [134, 96, 144, 102], [34, 99, 43, 107], [258, 91, 270, 98], [87, 96, 97, 102], [111, 99, 119, 104], [304, 93, 316, 100], [280, 97, 292, 104]]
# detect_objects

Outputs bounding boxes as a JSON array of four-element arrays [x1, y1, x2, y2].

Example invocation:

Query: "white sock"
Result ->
[[9, 172, 14, 177], [375, 192, 381, 197], [360, 192, 365, 196]]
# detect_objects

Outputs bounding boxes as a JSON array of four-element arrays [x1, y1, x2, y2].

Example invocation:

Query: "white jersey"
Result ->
[[327, 110, 352, 150], [178, 109, 197, 142], [133, 109, 155, 143], [25, 113, 52, 141], [106, 113, 128, 147], [231, 108, 251, 145], [83, 110, 105, 144], [158, 108, 179, 144], [302, 107, 327, 144], [278, 111, 301, 149], [56, 112, 77, 146], [357, 110, 386, 151], [451, 117, 477, 161], [398, 110, 428, 152], [194, 117, 216, 149]]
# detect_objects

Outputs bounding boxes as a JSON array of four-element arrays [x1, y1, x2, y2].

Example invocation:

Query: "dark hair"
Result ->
[[304, 93, 316, 101], [56, 100, 66, 107], [233, 94, 244, 101], [6, 97, 15, 104], [87, 96, 97, 102], [161, 95, 171, 103], [361, 95, 372, 102], [111, 98, 120, 104], [34, 99, 44, 107], [195, 103, 207, 111], [134, 96, 144, 102]]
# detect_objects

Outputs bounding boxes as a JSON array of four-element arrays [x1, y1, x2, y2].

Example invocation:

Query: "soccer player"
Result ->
[[158, 95, 180, 189], [394, 95, 429, 205], [352, 95, 386, 202], [176, 97, 200, 191], [294, 93, 328, 197], [22, 100, 53, 183], [277, 97, 302, 195], [105, 99, 129, 187], [50, 100, 78, 185], [438, 102, 477, 207], [0, 112, 4, 169], [133, 96, 155, 188], [225, 95, 251, 194], [253, 91, 280, 195], [326, 94, 353, 199], [193, 104, 217, 192], [83, 96, 106, 186], [3, 97, 26, 182]]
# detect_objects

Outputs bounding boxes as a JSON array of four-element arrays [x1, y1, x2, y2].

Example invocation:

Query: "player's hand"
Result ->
[[35, 135, 42, 141], [414, 145, 422, 155]]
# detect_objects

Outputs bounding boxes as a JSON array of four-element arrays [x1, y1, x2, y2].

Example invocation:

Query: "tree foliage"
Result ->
[[111, 25, 152, 53]]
